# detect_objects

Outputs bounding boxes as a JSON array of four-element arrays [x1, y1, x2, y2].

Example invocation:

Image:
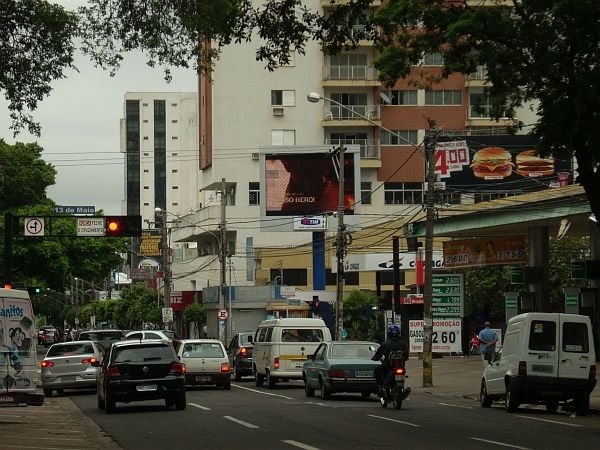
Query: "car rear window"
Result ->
[[281, 328, 324, 342], [80, 331, 124, 341], [48, 343, 95, 357], [182, 343, 225, 358], [562, 322, 589, 353], [331, 343, 378, 358], [239, 333, 253, 345], [114, 345, 174, 363], [528, 320, 556, 351]]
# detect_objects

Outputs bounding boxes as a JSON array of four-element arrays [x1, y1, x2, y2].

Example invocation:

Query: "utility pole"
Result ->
[[227, 252, 233, 342], [219, 178, 227, 344], [335, 146, 346, 341], [158, 209, 171, 329], [423, 121, 439, 388]]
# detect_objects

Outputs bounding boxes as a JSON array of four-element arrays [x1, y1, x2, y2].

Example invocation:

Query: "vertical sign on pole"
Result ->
[[504, 292, 519, 321], [564, 287, 580, 314]]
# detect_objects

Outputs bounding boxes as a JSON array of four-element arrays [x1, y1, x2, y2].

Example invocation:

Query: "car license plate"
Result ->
[[196, 376, 211, 382], [532, 364, 553, 374], [294, 362, 304, 368], [395, 374, 405, 381], [62, 376, 76, 382], [136, 384, 157, 392], [355, 371, 373, 377]]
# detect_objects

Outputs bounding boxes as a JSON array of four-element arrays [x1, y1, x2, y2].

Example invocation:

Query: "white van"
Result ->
[[481, 312, 596, 415], [1, 288, 44, 406], [253, 318, 331, 388]]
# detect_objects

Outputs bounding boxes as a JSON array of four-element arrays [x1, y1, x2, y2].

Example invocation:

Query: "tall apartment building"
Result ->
[[125, 1, 535, 294]]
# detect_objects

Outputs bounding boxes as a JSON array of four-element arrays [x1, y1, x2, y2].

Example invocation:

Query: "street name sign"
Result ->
[[54, 205, 96, 214]]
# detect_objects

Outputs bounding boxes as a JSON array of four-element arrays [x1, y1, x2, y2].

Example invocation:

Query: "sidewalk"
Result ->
[[404, 355, 600, 413]]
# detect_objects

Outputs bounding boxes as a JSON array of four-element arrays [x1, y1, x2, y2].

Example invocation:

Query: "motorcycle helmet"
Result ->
[[387, 324, 400, 337]]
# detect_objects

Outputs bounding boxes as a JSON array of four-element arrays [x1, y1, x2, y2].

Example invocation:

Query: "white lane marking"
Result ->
[[438, 402, 473, 410], [367, 414, 419, 427], [515, 415, 584, 428], [469, 437, 530, 449], [282, 440, 322, 450], [306, 401, 328, 406], [224, 415, 259, 429], [232, 383, 294, 400], [189, 402, 211, 411]]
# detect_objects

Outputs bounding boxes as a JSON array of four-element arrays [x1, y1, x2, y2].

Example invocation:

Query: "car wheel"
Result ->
[[105, 389, 116, 414], [43, 388, 52, 397], [223, 382, 231, 390], [175, 392, 187, 411], [480, 380, 493, 408], [56, 389, 64, 396], [575, 394, 589, 416], [361, 392, 371, 400], [165, 396, 175, 409], [319, 378, 331, 400], [545, 400, 559, 413], [266, 371, 277, 389], [505, 381, 519, 413], [304, 377, 315, 398], [255, 372, 264, 387], [97, 393, 105, 409], [233, 364, 242, 382]]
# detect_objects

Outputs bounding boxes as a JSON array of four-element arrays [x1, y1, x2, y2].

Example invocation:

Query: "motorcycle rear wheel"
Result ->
[[392, 385, 403, 410]]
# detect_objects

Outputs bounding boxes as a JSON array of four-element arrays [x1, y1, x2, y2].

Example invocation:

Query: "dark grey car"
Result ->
[[78, 329, 125, 351], [227, 332, 254, 381]]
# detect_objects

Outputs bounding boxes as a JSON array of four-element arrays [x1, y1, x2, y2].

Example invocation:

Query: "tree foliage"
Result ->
[[183, 302, 206, 337]]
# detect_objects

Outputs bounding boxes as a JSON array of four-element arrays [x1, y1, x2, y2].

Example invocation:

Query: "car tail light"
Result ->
[[394, 367, 406, 376], [274, 357, 280, 369], [240, 347, 247, 356], [41, 360, 54, 368], [170, 362, 186, 375], [518, 361, 527, 376], [81, 357, 98, 365], [221, 363, 230, 373], [589, 364, 596, 381], [107, 367, 121, 378], [328, 370, 346, 378]]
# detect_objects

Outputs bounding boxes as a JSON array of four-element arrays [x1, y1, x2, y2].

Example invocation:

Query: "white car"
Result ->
[[125, 330, 175, 345], [175, 339, 231, 389]]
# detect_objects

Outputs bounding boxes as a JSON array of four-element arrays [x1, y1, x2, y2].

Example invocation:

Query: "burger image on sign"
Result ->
[[515, 149, 555, 177], [470, 147, 514, 179]]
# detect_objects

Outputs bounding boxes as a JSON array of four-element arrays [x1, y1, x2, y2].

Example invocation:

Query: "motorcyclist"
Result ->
[[371, 324, 411, 399]]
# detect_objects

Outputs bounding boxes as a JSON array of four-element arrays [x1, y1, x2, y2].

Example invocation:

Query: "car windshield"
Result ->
[[114, 345, 174, 363], [161, 330, 176, 340], [330, 343, 378, 359], [48, 343, 95, 357], [182, 343, 224, 358]]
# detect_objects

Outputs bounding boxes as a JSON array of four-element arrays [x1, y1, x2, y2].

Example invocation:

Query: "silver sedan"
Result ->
[[41, 341, 104, 396]]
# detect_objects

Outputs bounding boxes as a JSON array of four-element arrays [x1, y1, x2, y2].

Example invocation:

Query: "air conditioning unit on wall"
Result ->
[[251, 153, 259, 160], [272, 107, 284, 116]]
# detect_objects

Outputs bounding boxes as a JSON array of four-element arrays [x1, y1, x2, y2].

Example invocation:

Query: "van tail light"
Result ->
[[518, 361, 527, 376], [589, 364, 596, 381], [221, 363, 231, 373], [170, 362, 186, 375], [274, 357, 280, 369], [81, 357, 98, 365], [107, 367, 121, 378], [395, 367, 406, 376], [240, 347, 247, 356], [328, 370, 346, 378], [41, 360, 54, 368]]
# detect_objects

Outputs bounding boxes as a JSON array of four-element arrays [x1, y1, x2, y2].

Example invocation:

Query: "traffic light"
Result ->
[[28, 287, 43, 295], [104, 216, 142, 237]]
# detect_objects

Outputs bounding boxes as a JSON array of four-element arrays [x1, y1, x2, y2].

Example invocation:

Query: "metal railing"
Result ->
[[325, 104, 381, 121], [326, 138, 380, 160], [325, 65, 376, 80]]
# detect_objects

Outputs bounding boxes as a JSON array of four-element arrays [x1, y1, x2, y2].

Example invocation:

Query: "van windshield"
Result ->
[[281, 329, 324, 342], [562, 322, 589, 353], [528, 320, 556, 351]]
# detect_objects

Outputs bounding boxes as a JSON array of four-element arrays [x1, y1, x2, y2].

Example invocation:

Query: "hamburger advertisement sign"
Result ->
[[434, 135, 572, 191]]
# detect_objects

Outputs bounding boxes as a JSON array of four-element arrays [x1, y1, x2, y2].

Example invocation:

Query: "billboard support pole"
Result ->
[[335, 146, 346, 341], [220, 178, 227, 344]]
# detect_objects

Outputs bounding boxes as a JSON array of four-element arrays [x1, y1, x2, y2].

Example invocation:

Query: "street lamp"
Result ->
[[307, 91, 436, 386], [155, 207, 172, 328]]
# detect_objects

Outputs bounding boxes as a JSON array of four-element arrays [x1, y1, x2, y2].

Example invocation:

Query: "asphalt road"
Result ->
[[68, 378, 600, 450]]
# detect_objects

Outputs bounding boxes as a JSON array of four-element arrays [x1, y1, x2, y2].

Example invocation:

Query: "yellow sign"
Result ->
[[139, 231, 162, 256], [443, 236, 526, 268]]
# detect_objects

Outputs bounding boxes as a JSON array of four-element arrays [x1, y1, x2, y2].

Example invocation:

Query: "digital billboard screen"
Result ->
[[265, 153, 355, 216], [435, 135, 573, 193]]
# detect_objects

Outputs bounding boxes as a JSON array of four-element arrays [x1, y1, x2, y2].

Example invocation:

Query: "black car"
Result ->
[[94, 340, 186, 413], [79, 329, 125, 352], [227, 332, 254, 381]]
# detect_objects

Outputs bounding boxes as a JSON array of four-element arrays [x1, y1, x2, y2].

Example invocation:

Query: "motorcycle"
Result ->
[[378, 350, 409, 410], [470, 334, 481, 355]]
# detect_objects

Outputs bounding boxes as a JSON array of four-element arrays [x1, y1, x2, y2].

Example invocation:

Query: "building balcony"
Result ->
[[321, 104, 381, 125], [466, 65, 490, 87], [325, 138, 381, 167], [323, 65, 380, 87], [321, 0, 382, 8]]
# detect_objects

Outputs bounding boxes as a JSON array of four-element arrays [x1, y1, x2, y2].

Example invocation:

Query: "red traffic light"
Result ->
[[104, 216, 142, 237]]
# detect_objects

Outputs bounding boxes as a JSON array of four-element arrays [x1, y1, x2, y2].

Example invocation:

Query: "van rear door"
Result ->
[[558, 314, 594, 380], [526, 317, 559, 378]]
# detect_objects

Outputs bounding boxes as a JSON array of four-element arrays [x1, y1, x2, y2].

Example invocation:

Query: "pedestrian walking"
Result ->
[[478, 322, 497, 367]]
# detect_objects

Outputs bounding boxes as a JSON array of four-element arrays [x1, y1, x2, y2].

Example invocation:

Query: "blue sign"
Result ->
[[54, 205, 96, 215]]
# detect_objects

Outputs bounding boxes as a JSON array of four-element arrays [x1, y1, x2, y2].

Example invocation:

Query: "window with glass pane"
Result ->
[[470, 93, 491, 118], [249, 182, 260, 205], [562, 322, 589, 353], [361, 182, 372, 205], [423, 52, 444, 65], [271, 130, 295, 145], [271, 90, 295, 106], [381, 130, 418, 145], [528, 321, 556, 351], [383, 90, 417, 105], [384, 182, 423, 205], [330, 93, 368, 119], [425, 90, 462, 105]]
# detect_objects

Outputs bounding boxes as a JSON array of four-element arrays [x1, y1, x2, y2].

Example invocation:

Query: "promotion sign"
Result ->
[[443, 236, 526, 268], [409, 319, 462, 353]]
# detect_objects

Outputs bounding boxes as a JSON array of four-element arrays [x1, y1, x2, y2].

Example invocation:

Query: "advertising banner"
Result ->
[[170, 291, 195, 311], [409, 319, 463, 353], [443, 236, 526, 268], [265, 153, 355, 216], [435, 135, 572, 193]]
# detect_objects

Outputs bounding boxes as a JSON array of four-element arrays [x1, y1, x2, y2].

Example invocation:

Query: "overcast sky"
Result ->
[[0, 1, 198, 215]]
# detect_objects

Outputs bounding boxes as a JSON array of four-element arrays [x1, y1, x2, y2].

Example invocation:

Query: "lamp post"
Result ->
[[307, 91, 436, 386], [155, 207, 171, 329]]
